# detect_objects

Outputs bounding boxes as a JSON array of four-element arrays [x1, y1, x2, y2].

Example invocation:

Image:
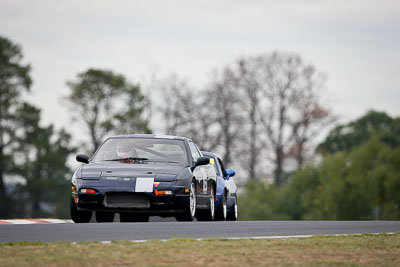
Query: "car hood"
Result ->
[[79, 162, 185, 180]]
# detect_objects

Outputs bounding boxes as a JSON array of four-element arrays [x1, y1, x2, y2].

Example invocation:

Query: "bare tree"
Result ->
[[236, 59, 263, 180], [256, 52, 333, 185], [211, 59, 264, 179], [205, 68, 244, 165], [154, 72, 243, 166], [257, 53, 301, 185], [156, 75, 187, 135], [192, 91, 221, 152], [217, 52, 333, 185], [158, 76, 197, 136], [155, 74, 219, 151], [151, 52, 333, 185], [288, 66, 335, 168]]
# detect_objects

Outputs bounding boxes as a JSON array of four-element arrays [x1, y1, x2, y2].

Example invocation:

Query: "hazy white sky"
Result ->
[[1, 0, 400, 140]]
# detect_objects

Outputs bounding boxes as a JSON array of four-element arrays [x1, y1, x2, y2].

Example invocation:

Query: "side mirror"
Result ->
[[224, 169, 236, 180], [76, 154, 89, 164], [194, 156, 210, 167]]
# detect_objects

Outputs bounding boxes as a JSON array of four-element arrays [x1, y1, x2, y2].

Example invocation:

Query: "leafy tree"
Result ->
[[113, 85, 151, 135], [239, 137, 400, 220], [66, 69, 151, 153], [0, 35, 32, 217], [318, 110, 400, 153], [283, 165, 323, 220], [238, 181, 290, 220], [315, 137, 400, 220], [12, 103, 75, 218], [0, 35, 75, 219]]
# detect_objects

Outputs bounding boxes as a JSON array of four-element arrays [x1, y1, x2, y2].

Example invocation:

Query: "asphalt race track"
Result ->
[[1, 221, 400, 243]]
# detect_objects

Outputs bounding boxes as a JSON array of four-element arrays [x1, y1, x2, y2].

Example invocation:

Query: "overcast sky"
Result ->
[[1, 0, 400, 140]]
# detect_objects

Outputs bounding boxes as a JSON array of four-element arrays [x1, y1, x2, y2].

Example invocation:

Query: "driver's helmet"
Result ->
[[116, 144, 132, 158]]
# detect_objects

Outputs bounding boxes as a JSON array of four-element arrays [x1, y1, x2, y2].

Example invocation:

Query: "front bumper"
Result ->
[[72, 180, 190, 216]]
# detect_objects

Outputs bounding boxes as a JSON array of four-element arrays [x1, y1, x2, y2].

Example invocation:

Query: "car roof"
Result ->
[[107, 134, 192, 142], [201, 151, 219, 158]]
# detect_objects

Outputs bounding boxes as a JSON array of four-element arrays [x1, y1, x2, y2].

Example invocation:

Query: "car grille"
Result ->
[[104, 192, 150, 208], [79, 195, 98, 203]]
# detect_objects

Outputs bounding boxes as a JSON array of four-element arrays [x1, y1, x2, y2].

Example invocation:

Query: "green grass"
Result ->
[[1, 233, 400, 266]]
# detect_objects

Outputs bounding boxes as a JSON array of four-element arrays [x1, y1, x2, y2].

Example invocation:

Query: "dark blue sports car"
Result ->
[[202, 152, 238, 221], [70, 134, 217, 223]]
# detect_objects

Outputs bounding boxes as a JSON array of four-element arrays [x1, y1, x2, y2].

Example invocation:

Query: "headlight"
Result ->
[[174, 168, 191, 180], [71, 169, 79, 186]]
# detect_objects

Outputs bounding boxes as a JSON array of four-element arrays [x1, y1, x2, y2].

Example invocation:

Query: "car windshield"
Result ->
[[209, 157, 221, 176], [92, 138, 189, 165]]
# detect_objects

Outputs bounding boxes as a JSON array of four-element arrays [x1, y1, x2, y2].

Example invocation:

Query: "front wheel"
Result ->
[[215, 191, 227, 221], [176, 181, 196, 222], [227, 196, 238, 221], [70, 196, 92, 223], [197, 186, 215, 221]]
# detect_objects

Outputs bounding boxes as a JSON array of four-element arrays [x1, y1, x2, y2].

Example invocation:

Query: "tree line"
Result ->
[[1, 34, 399, 220], [63, 47, 334, 186], [0, 36, 74, 218], [155, 53, 333, 185], [239, 111, 400, 220]]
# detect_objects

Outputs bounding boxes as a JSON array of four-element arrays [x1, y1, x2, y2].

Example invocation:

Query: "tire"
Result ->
[[96, 211, 115, 223], [227, 196, 238, 221], [120, 213, 149, 222], [215, 191, 227, 221], [175, 180, 196, 222], [70, 196, 92, 223], [197, 186, 215, 221]]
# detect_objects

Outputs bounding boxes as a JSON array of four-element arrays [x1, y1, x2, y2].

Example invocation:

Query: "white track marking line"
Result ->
[[0, 219, 73, 224], [228, 235, 313, 239], [95, 232, 396, 244], [2, 220, 37, 224], [41, 219, 73, 224]]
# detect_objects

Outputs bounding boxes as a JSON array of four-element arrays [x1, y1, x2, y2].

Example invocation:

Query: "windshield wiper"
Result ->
[[145, 159, 181, 164], [104, 157, 149, 162], [104, 158, 182, 164]]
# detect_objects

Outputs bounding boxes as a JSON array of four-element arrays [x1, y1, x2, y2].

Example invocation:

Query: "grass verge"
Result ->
[[1, 233, 399, 266]]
